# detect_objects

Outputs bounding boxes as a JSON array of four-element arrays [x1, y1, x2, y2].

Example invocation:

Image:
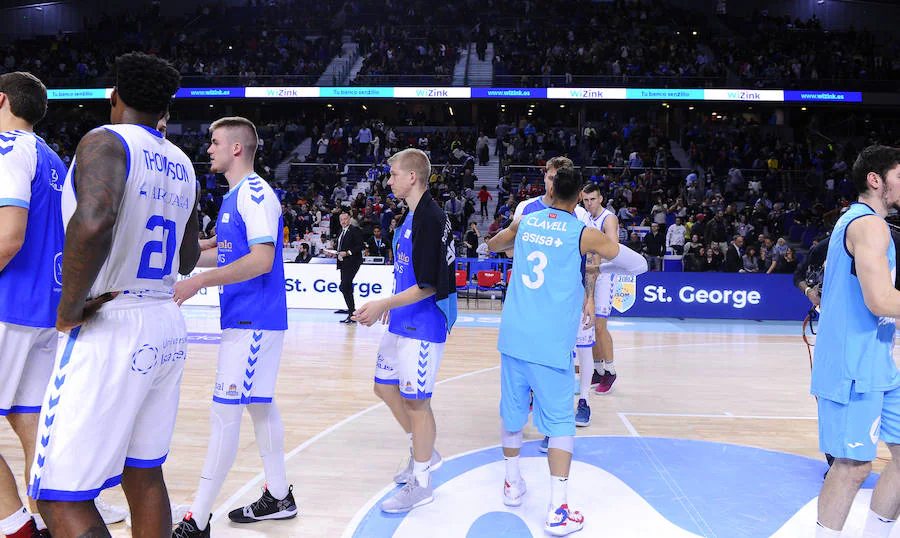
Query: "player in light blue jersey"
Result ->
[[173, 117, 295, 537], [0, 71, 65, 538], [811, 145, 900, 538], [354, 148, 457, 514], [489, 167, 647, 536]]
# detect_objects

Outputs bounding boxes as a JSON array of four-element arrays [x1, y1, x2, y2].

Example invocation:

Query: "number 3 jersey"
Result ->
[[498, 207, 585, 369], [61, 124, 197, 299]]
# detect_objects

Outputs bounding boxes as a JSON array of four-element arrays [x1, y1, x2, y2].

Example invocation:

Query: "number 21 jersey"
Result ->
[[61, 124, 197, 299]]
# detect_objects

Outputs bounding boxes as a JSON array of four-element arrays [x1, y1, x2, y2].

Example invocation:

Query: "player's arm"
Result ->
[[354, 213, 442, 325], [581, 228, 648, 275], [57, 128, 127, 331], [0, 207, 26, 272], [178, 182, 202, 275], [0, 137, 34, 272], [847, 216, 900, 317], [487, 217, 519, 253]]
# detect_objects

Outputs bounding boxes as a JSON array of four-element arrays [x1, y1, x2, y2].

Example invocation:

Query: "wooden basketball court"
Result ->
[[1, 306, 892, 537]]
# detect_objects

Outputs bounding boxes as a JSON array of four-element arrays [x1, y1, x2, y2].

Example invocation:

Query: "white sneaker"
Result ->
[[125, 502, 192, 527], [545, 504, 584, 536], [94, 497, 127, 524], [393, 449, 443, 484], [502, 477, 527, 506]]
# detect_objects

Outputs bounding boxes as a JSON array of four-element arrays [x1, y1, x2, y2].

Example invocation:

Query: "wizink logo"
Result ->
[[726, 90, 762, 100], [415, 88, 449, 97], [265, 88, 300, 97], [571, 89, 605, 98]]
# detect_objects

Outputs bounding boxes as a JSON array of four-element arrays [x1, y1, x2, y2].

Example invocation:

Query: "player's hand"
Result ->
[[353, 300, 387, 326], [200, 235, 218, 250], [56, 292, 118, 332], [581, 304, 595, 330], [338, 251, 346, 261], [174, 276, 204, 306], [807, 286, 821, 307]]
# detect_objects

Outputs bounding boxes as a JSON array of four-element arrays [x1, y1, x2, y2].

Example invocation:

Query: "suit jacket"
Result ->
[[336, 225, 364, 268], [724, 243, 742, 272]]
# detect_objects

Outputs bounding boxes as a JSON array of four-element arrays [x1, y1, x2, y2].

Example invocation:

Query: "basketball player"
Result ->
[[0, 72, 66, 538], [488, 167, 647, 536], [353, 148, 457, 514], [172, 117, 296, 537], [811, 145, 900, 538], [28, 52, 200, 538], [580, 182, 621, 396], [512, 157, 597, 447]]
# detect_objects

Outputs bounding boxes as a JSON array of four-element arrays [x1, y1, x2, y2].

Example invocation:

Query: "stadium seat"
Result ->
[[455, 270, 470, 306], [475, 270, 503, 309]]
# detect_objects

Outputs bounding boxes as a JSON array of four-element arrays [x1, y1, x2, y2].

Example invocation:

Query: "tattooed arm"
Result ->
[[57, 128, 127, 332]]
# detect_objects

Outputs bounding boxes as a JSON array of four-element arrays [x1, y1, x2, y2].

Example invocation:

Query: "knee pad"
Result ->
[[548, 435, 574, 453], [501, 429, 523, 449]]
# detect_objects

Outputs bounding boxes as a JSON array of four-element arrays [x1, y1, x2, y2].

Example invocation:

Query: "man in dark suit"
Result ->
[[336, 211, 364, 322], [723, 234, 744, 272]]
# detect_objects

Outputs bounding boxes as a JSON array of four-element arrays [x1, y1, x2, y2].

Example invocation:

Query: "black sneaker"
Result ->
[[590, 369, 604, 387], [228, 485, 298, 523], [172, 513, 210, 538]]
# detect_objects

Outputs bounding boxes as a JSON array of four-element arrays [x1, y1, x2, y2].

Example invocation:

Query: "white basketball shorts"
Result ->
[[0, 322, 57, 415], [594, 272, 615, 318], [213, 329, 284, 405], [576, 319, 595, 348], [374, 331, 445, 400], [29, 298, 187, 501]]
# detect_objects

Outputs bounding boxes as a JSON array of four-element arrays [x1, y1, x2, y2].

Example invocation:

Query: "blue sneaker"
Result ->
[[575, 399, 591, 427], [538, 436, 549, 453]]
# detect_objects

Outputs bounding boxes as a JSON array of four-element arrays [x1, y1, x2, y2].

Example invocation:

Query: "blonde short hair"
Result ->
[[209, 116, 259, 159], [387, 148, 432, 184], [547, 156, 574, 171]]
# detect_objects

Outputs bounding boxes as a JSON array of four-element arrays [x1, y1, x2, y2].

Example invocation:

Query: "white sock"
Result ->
[[577, 348, 593, 396], [0, 507, 31, 535], [605, 361, 616, 375], [33, 514, 47, 531], [863, 509, 896, 537], [815, 521, 842, 537], [248, 403, 289, 500], [413, 459, 430, 487], [550, 475, 568, 508], [505, 455, 521, 483], [593, 361, 604, 375], [190, 402, 243, 530]]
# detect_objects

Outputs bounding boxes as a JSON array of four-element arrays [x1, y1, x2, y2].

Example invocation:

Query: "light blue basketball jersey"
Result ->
[[812, 202, 899, 403], [498, 207, 586, 369], [216, 173, 287, 331], [0, 130, 65, 328]]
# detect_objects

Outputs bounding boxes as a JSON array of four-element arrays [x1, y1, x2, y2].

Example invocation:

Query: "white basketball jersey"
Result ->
[[588, 208, 614, 231], [61, 124, 196, 299]]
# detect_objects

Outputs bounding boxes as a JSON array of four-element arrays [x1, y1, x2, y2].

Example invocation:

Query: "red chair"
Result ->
[[455, 270, 470, 306], [475, 270, 503, 309]]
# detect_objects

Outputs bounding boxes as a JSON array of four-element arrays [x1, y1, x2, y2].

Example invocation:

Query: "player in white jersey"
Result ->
[[581, 182, 621, 396], [172, 117, 295, 538], [0, 72, 65, 538], [29, 53, 200, 538]]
